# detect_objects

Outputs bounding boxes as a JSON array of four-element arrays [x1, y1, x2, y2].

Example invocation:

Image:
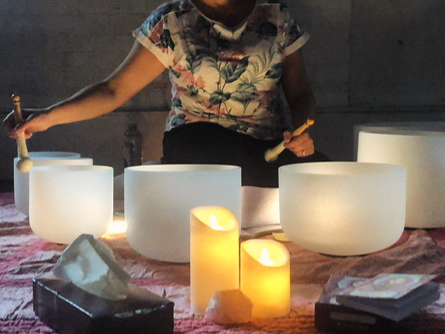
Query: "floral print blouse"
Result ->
[[133, 0, 309, 140]]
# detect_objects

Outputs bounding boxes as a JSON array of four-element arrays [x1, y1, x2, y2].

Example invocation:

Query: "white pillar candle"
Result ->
[[29, 165, 113, 244], [190, 206, 239, 314], [279, 162, 407, 256], [125, 164, 241, 263], [14, 151, 92, 216], [358, 129, 445, 228], [240, 239, 290, 318]]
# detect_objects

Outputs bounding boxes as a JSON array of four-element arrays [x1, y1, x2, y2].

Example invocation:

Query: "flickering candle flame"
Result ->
[[209, 214, 225, 231], [259, 248, 275, 266]]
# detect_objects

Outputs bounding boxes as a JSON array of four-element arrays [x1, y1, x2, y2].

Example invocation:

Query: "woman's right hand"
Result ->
[[3, 108, 51, 140]]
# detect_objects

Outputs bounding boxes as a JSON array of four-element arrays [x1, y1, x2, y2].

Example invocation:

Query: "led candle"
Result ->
[[240, 239, 290, 318], [190, 206, 239, 314]]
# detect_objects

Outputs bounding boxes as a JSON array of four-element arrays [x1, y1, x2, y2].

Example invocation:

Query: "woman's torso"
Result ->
[[134, 0, 308, 140]]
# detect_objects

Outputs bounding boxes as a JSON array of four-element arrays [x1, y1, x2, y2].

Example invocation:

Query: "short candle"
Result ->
[[240, 239, 290, 318], [190, 206, 239, 314]]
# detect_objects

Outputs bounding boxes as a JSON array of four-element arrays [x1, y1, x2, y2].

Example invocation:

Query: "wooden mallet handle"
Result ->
[[12, 95, 33, 172], [264, 119, 315, 162]]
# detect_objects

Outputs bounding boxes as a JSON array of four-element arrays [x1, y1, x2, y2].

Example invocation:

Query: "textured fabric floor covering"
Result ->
[[1, 192, 445, 333]]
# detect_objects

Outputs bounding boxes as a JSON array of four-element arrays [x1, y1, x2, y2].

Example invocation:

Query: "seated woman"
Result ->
[[3, 0, 329, 188]]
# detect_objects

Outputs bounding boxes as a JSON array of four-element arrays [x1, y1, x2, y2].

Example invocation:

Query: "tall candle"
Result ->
[[240, 239, 290, 318], [190, 206, 239, 314]]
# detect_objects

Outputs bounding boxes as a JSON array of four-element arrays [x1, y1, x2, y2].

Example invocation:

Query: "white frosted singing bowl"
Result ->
[[353, 122, 445, 159], [14, 151, 92, 216], [125, 164, 241, 263], [29, 165, 113, 244], [358, 129, 445, 228], [279, 162, 407, 256]]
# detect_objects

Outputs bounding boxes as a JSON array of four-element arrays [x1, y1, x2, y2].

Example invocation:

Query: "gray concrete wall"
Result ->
[[1, 0, 444, 180]]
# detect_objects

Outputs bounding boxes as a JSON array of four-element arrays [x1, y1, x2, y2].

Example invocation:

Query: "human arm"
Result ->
[[280, 50, 315, 157], [3, 41, 166, 139]]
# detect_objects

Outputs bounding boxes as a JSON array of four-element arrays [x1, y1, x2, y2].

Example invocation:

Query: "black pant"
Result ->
[[162, 122, 330, 187]]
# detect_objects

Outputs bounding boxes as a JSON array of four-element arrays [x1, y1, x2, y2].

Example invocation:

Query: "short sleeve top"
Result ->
[[133, 0, 309, 140]]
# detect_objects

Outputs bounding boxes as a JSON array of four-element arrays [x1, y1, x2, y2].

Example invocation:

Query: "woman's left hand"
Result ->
[[283, 131, 314, 157]]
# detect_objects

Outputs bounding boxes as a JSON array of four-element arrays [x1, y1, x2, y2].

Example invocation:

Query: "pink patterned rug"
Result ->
[[1, 192, 445, 334]]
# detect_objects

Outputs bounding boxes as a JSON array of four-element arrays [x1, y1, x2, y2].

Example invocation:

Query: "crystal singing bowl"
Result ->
[[14, 151, 92, 216], [358, 129, 445, 228], [29, 165, 113, 244], [279, 162, 407, 256], [125, 164, 242, 263]]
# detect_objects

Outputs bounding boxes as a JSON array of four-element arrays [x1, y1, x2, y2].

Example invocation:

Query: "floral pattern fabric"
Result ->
[[133, 0, 309, 140]]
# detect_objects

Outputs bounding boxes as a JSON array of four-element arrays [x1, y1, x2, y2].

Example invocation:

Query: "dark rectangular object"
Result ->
[[315, 297, 396, 333], [33, 276, 174, 334], [315, 275, 395, 333]]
